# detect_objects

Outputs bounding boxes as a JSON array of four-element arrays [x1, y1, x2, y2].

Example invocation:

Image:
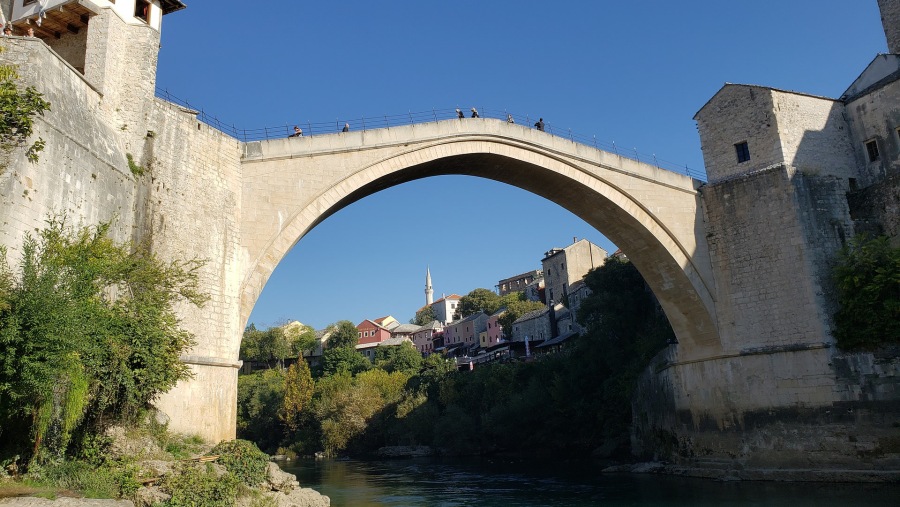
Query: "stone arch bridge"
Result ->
[[3, 11, 894, 472], [238, 119, 718, 361]]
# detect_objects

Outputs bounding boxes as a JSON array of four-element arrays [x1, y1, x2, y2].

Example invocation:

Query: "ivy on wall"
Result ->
[[832, 234, 900, 350]]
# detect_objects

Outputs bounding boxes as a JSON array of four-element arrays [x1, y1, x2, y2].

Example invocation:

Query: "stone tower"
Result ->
[[6, 0, 185, 155], [878, 0, 900, 53], [425, 267, 433, 306]]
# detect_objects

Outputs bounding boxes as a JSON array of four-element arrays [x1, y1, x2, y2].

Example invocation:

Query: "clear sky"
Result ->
[[154, 1, 886, 330]]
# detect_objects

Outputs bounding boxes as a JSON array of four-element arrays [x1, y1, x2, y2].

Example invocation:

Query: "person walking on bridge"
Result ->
[[534, 118, 544, 131], [470, 107, 479, 118], [342, 123, 350, 133], [456, 108, 464, 119]]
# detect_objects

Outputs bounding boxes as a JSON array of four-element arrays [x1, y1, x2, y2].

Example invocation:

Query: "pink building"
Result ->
[[412, 321, 442, 355], [485, 309, 505, 346]]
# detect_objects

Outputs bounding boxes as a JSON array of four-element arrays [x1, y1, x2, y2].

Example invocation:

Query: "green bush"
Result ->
[[833, 235, 900, 350], [211, 439, 269, 487], [162, 462, 238, 507], [28, 459, 140, 499], [0, 218, 207, 463]]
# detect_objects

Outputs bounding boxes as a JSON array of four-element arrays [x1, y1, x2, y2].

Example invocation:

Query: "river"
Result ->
[[283, 457, 900, 506]]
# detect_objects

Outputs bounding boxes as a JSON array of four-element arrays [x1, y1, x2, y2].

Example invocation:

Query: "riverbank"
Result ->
[[0, 426, 330, 506]]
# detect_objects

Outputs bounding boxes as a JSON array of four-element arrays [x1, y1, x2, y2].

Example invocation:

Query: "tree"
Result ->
[[832, 234, 900, 350], [411, 306, 436, 326], [280, 357, 314, 432], [0, 217, 206, 462], [283, 321, 318, 357], [236, 369, 285, 452], [454, 288, 501, 320], [321, 347, 371, 377], [0, 51, 51, 168], [497, 299, 546, 337], [326, 320, 359, 350], [374, 342, 423, 374]]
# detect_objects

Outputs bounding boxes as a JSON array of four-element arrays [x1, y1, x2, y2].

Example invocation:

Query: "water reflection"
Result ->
[[284, 457, 900, 507]]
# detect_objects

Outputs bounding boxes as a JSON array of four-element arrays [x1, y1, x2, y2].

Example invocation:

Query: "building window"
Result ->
[[135, 0, 151, 23], [735, 142, 750, 163], [865, 139, 880, 162]]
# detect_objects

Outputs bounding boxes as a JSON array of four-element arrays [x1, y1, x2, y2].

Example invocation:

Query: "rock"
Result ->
[[137, 459, 172, 478], [104, 426, 162, 460], [133, 486, 170, 507], [260, 488, 330, 507], [0, 499, 133, 506], [630, 461, 667, 474], [265, 462, 300, 491]]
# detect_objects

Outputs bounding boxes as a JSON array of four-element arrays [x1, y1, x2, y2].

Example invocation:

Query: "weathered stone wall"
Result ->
[[0, 37, 135, 260], [84, 7, 159, 156], [631, 161, 899, 473], [0, 29, 244, 442], [845, 78, 900, 186], [142, 98, 243, 442], [701, 166, 846, 352], [696, 85, 855, 184], [45, 29, 88, 73], [773, 90, 857, 180], [633, 345, 900, 473]]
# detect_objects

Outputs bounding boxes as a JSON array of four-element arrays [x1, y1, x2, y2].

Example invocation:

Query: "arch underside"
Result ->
[[241, 140, 720, 358]]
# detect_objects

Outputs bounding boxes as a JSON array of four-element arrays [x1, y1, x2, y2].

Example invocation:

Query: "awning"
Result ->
[[536, 330, 578, 348], [12, 1, 92, 40]]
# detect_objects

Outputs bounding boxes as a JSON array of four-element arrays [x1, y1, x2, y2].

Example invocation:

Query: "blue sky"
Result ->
[[155, 1, 886, 330]]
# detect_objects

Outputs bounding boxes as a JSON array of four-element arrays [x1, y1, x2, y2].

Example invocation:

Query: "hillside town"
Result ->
[[266, 238, 619, 371]]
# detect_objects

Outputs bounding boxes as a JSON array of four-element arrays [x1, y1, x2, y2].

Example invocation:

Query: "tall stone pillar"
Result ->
[[878, 0, 900, 54], [84, 7, 160, 155]]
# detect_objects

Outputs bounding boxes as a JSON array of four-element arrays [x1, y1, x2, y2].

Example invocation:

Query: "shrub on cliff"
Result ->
[[0, 46, 51, 167], [832, 234, 900, 350], [0, 217, 207, 463], [211, 439, 269, 487]]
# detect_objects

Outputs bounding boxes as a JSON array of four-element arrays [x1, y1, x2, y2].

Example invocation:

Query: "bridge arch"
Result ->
[[239, 121, 720, 359]]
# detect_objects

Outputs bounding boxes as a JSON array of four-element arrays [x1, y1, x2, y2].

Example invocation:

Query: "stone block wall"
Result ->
[[700, 165, 852, 353], [633, 345, 900, 472], [0, 37, 135, 261], [845, 78, 900, 186], [84, 7, 160, 155], [143, 99, 243, 441], [696, 85, 855, 184], [45, 28, 88, 73]]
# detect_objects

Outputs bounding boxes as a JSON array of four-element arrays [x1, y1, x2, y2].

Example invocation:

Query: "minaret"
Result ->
[[425, 267, 434, 306]]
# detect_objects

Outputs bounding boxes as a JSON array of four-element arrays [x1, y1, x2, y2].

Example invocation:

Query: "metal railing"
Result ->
[[155, 88, 706, 181]]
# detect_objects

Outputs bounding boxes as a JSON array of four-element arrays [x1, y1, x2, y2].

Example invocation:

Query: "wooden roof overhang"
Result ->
[[11, 1, 92, 40]]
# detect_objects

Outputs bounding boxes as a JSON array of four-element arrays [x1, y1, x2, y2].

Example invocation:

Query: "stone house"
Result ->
[[510, 307, 551, 344], [541, 238, 606, 307], [497, 269, 542, 296]]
